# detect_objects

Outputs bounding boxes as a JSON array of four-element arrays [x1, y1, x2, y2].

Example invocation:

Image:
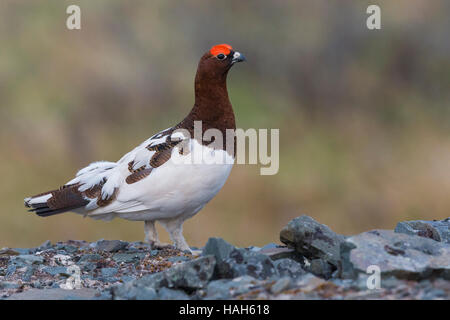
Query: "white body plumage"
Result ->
[[68, 135, 234, 222]]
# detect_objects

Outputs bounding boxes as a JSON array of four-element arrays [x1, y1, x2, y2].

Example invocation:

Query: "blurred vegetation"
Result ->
[[1, 0, 449, 248]]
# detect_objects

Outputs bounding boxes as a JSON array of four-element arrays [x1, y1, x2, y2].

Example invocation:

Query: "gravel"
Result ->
[[1, 215, 449, 300]]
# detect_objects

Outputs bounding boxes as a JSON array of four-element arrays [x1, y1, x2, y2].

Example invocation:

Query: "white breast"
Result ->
[[89, 139, 234, 221]]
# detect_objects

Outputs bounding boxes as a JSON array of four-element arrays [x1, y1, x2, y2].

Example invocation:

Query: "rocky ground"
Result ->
[[0, 216, 449, 300]]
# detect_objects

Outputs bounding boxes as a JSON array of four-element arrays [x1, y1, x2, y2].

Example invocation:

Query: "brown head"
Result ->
[[196, 44, 246, 84], [194, 44, 246, 104], [180, 44, 245, 142]]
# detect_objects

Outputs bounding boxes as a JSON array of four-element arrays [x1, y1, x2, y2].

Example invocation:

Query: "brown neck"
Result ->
[[178, 69, 236, 133]]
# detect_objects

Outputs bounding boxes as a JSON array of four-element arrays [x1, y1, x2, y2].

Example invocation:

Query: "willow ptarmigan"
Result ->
[[24, 44, 245, 253]]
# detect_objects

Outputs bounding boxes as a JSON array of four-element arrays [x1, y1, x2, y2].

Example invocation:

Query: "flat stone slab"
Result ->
[[259, 247, 297, 261], [95, 240, 128, 252], [395, 218, 450, 244], [341, 230, 450, 280]]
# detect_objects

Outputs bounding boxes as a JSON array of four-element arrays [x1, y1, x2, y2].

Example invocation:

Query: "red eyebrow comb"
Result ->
[[210, 44, 232, 56]]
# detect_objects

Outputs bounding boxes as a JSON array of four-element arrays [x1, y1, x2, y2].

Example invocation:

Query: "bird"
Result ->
[[24, 44, 246, 253]]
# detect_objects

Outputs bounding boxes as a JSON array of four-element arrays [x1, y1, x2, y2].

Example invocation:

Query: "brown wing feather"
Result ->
[[149, 148, 173, 167], [124, 134, 186, 184], [125, 168, 153, 184], [83, 180, 117, 207]]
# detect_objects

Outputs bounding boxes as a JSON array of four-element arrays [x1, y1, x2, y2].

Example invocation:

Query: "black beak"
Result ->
[[231, 51, 246, 64]]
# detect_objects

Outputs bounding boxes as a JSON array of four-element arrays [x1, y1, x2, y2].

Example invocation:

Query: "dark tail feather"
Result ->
[[25, 184, 88, 217], [28, 206, 83, 217]]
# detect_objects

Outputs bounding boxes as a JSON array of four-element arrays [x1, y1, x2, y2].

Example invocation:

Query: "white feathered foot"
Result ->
[[144, 219, 191, 253]]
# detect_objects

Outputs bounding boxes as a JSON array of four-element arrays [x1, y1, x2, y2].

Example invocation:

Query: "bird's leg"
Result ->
[[144, 220, 161, 247], [144, 220, 173, 250], [160, 218, 191, 253]]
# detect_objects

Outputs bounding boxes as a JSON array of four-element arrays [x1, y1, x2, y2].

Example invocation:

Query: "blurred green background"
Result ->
[[1, 1, 449, 248]]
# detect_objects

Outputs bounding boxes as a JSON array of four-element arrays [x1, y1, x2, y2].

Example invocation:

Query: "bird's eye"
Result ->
[[217, 53, 226, 60]]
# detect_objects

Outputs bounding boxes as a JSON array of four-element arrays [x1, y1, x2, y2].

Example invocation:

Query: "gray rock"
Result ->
[[203, 238, 277, 280], [81, 262, 97, 272], [6, 288, 99, 300], [261, 243, 279, 250], [5, 265, 16, 277], [270, 277, 292, 294], [0, 281, 20, 289], [206, 276, 260, 299], [423, 290, 447, 300], [395, 218, 450, 244], [273, 258, 307, 279], [0, 248, 20, 257], [56, 245, 78, 253], [78, 254, 102, 263], [202, 237, 235, 264], [11, 254, 44, 266], [218, 248, 278, 280], [340, 230, 450, 280], [133, 272, 169, 290], [294, 273, 327, 291], [13, 248, 35, 255], [167, 256, 190, 263], [164, 255, 216, 289], [42, 266, 69, 276], [112, 252, 146, 264], [96, 240, 128, 252], [280, 215, 346, 267], [22, 266, 35, 282], [120, 275, 135, 283], [51, 282, 61, 289], [158, 287, 190, 300], [92, 290, 113, 300], [112, 255, 216, 299], [112, 283, 157, 300], [135, 287, 158, 300], [112, 282, 140, 300], [308, 259, 334, 279], [31, 281, 43, 289], [127, 242, 152, 252], [101, 268, 118, 278]]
